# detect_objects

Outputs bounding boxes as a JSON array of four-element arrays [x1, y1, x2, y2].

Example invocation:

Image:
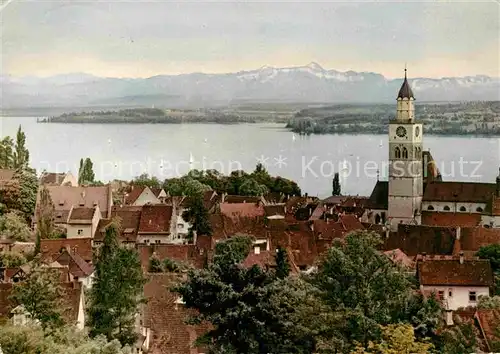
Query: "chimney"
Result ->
[[459, 251, 464, 264]]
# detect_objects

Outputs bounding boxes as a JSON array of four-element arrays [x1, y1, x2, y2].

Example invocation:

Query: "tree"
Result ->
[[308, 231, 414, 349], [12, 168, 38, 222], [174, 235, 317, 353], [0, 136, 14, 169], [132, 173, 161, 189], [182, 192, 212, 239], [352, 324, 433, 354], [332, 172, 341, 196], [477, 244, 500, 294], [164, 177, 211, 197], [0, 251, 27, 267], [478, 295, 500, 309], [0, 324, 132, 354], [0, 211, 32, 241], [238, 178, 268, 196], [11, 262, 66, 330], [87, 220, 146, 346], [438, 317, 478, 354], [148, 256, 162, 273], [13, 125, 30, 168], [35, 186, 56, 240], [78, 157, 96, 185], [275, 246, 290, 279]]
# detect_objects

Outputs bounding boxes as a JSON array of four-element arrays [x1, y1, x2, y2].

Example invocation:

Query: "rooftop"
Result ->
[[417, 258, 493, 287]]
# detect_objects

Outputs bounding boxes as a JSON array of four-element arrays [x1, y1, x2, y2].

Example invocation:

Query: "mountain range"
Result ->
[[2, 62, 499, 109]]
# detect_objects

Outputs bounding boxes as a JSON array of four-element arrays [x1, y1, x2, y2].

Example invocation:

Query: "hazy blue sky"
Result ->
[[1, 0, 499, 78]]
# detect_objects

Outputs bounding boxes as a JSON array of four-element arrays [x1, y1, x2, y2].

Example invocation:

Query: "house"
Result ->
[[34, 185, 113, 230], [141, 273, 209, 354], [137, 205, 175, 244], [53, 248, 94, 288], [39, 171, 78, 186], [138, 244, 205, 271], [219, 201, 265, 221], [94, 205, 143, 247], [66, 206, 101, 239], [125, 186, 165, 206], [40, 238, 93, 263], [417, 254, 493, 310], [264, 204, 286, 220]]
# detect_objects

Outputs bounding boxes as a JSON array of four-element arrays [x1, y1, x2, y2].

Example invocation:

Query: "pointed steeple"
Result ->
[[397, 67, 414, 99]]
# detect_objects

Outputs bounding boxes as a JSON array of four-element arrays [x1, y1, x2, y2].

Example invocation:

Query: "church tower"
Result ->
[[388, 69, 423, 228]]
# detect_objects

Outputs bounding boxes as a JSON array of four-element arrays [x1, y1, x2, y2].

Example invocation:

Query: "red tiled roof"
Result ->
[[459, 227, 500, 253], [242, 250, 275, 269], [417, 259, 493, 286], [223, 195, 262, 204], [476, 309, 500, 352], [421, 211, 481, 228], [40, 238, 93, 262], [68, 207, 96, 223], [54, 249, 94, 278], [423, 181, 496, 203], [138, 244, 205, 270], [39, 172, 67, 185], [143, 273, 209, 354], [264, 204, 286, 217], [0, 283, 14, 318], [384, 224, 456, 256], [220, 203, 265, 220], [138, 205, 173, 233], [125, 186, 146, 205], [94, 205, 143, 242], [36, 185, 112, 220], [322, 196, 345, 205], [309, 204, 325, 220], [384, 249, 414, 268]]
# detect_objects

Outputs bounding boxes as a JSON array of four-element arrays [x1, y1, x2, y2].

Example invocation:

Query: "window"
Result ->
[[438, 291, 444, 300], [177, 224, 184, 229], [427, 205, 435, 211], [448, 290, 453, 297], [402, 147, 408, 159], [476, 207, 483, 213], [469, 291, 477, 302], [443, 205, 450, 211], [459, 206, 467, 212], [155, 240, 161, 244], [77, 229, 84, 235], [395, 147, 401, 159], [144, 239, 150, 244]]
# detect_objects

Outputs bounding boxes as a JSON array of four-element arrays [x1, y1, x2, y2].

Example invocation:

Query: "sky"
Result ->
[[1, 0, 499, 79]]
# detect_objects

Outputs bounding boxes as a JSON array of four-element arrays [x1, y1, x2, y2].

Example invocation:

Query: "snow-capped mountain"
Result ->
[[1, 63, 498, 108]]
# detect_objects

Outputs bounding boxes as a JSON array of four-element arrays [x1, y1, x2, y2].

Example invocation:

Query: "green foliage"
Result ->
[[148, 256, 162, 273], [162, 165, 300, 197], [87, 220, 146, 346], [332, 172, 341, 196], [0, 324, 132, 354], [13, 125, 30, 168], [35, 186, 56, 240], [174, 235, 316, 353], [308, 230, 415, 350], [352, 324, 433, 354], [0, 251, 27, 267], [0, 136, 14, 169], [12, 167, 38, 222], [477, 295, 500, 309], [182, 192, 212, 238], [0, 211, 32, 241], [132, 173, 162, 189], [477, 244, 500, 294], [275, 246, 290, 279], [163, 257, 182, 272], [438, 318, 478, 354], [11, 262, 66, 330], [78, 157, 96, 185]]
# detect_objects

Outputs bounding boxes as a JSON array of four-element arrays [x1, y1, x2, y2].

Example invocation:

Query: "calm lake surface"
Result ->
[[1, 117, 499, 198]]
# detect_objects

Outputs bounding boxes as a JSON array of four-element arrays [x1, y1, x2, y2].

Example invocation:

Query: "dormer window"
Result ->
[[459, 206, 466, 212], [58, 200, 64, 206], [79, 201, 85, 206], [476, 207, 483, 213], [443, 205, 451, 211]]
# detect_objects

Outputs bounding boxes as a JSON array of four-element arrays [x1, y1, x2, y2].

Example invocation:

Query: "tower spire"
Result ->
[[397, 66, 414, 99]]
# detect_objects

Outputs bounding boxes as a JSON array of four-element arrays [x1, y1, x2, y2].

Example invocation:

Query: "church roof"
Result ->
[[423, 181, 496, 203], [397, 70, 414, 99], [367, 181, 388, 210]]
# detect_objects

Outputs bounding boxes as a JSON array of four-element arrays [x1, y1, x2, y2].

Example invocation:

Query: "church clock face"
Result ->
[[415, 126, 420, 137], [396, 126, 407, 138]]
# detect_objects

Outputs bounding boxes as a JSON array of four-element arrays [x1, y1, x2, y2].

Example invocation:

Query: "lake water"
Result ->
[[1, 117, 499, 198]]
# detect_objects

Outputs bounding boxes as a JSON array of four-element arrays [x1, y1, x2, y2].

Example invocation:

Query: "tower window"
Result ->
[[443, 206, 451, 211], [459, 206, 466, 212], [402, 147, 408, 159], [427, 205, 434, 211], [395, 147, 401, 159], [476, 207, 483, 213]]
